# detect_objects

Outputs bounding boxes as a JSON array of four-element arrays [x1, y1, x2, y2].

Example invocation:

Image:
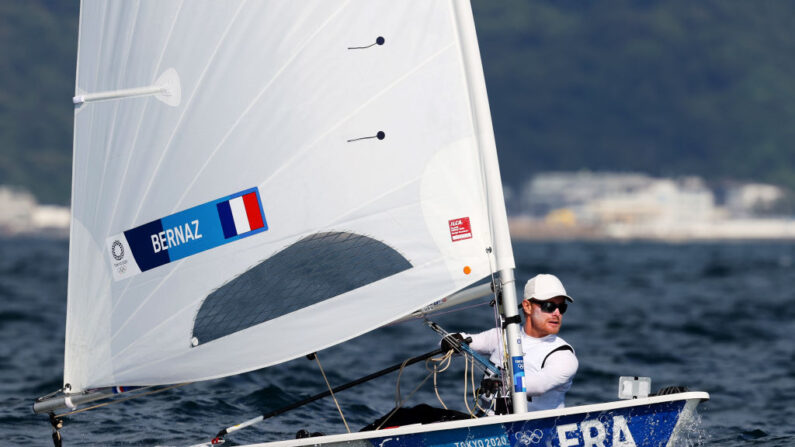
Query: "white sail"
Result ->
[[65, 0, 514, 393]]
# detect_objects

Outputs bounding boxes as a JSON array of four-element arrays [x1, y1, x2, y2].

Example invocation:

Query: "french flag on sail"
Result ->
[[217, 192, 266, 239]]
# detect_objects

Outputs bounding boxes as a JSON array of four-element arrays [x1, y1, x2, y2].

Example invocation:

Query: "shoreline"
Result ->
[[508, 217, 795, 242]]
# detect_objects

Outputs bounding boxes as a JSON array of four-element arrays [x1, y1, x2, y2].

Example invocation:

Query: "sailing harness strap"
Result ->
[[541, 345, 574, 369]]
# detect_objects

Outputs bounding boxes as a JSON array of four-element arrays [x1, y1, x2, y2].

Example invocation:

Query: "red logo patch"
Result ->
[[449, 217, 472, 242]]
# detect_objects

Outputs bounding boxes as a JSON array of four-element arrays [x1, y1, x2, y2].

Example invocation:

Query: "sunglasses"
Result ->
[[530, 300, 568, 315]]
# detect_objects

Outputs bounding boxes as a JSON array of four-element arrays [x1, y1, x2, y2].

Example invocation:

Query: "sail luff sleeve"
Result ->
[[450, 0, 515, 272], [450, 0, 527, 414]]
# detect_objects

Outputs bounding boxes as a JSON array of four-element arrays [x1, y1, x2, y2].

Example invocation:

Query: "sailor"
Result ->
[[442, 274, 578, 413]]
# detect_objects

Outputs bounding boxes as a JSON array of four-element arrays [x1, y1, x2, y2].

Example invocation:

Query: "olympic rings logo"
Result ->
[[514, 429, 543, 445]]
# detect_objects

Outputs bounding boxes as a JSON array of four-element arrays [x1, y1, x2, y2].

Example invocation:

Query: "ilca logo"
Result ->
[[111, 240, 125, 260], [515, 429, 543, 445]]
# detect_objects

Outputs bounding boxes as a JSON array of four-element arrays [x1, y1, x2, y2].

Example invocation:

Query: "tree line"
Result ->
[[2, 0, 794, 205]]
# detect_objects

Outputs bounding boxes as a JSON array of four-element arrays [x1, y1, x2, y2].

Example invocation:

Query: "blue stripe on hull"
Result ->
[[365, 400, 685, 447]]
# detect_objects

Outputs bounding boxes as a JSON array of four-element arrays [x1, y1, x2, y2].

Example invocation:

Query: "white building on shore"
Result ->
[[514, 172, 795, 240], [0, 186, 70, 236]]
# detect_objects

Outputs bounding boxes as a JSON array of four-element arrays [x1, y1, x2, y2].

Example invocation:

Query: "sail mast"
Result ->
[[451, 1, 528, 414]]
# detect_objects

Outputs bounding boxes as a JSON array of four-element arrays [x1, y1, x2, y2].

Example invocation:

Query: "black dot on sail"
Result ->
[[376, 131, 385, 140], [376, 36, 385, 45]]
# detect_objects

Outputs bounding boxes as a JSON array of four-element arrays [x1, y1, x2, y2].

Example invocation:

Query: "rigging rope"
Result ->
[[470, 355, 479, 414], [416, 301, 491, 319], [376, 370, 434, 431], [427, 348, 490, 419], [312, 352, 351, 433], [496, 309, 511, 398], [483, 244, 511, 401], [375, 350, 457, 431], [428, 350, 453, 409], [58, 382, 190, 417], [463, 354, 481, 417], [488, 278, 511, 400], [462, 354, 474, 416], [394, 357, 410, 407]]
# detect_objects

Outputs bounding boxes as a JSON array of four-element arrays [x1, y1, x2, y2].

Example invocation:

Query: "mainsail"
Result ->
[[65, 0, 514, 394]]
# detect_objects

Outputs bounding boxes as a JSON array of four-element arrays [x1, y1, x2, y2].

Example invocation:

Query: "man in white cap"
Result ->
[[442, 273, 578, 413]]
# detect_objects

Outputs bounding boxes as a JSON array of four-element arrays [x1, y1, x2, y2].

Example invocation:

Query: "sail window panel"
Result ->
[[192, 232, 411, 345]]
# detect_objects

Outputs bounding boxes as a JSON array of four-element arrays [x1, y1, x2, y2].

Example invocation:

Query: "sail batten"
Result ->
[[104, 5, 183, 232], [256, 41, 458, 196], [170, 2, 355, 215], [451, 1, 515, 271], [66, 0, 512, 392], [129, 1, 248, 225]]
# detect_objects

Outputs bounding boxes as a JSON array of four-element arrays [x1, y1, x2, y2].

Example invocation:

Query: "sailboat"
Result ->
[[35, 1, 708, 446]]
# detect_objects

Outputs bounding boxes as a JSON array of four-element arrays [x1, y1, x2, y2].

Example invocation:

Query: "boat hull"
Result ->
[[244, 392, 708, 447]]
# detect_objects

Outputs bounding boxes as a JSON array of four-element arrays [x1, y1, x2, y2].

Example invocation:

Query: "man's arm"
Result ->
[[462, 328, 501, 356], [524, 350, 578, 396]]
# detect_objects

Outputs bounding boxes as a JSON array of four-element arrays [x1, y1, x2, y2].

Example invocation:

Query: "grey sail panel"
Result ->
[[192, 232, 411, 345]]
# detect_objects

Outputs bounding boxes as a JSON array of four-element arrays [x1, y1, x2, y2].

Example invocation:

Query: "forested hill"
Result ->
[[0, 1, 77, 204], [473, 0, 795, 193], [3, 1, 795, 205]]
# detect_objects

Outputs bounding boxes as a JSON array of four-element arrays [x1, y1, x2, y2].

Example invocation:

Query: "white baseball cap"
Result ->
[[523, 274, 573, 302]]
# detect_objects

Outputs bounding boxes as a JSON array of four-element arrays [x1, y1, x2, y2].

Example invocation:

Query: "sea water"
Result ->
[[1, 237, 793, 446]]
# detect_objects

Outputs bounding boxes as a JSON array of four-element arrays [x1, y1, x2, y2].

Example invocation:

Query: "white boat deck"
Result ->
[[234, 391, 709, 447]]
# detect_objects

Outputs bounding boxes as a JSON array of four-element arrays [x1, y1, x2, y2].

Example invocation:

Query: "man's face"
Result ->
[[522, 296, 567, 338]]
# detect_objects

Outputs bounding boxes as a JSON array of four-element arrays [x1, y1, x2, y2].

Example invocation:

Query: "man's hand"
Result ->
[[441, 333, 466, 353]]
